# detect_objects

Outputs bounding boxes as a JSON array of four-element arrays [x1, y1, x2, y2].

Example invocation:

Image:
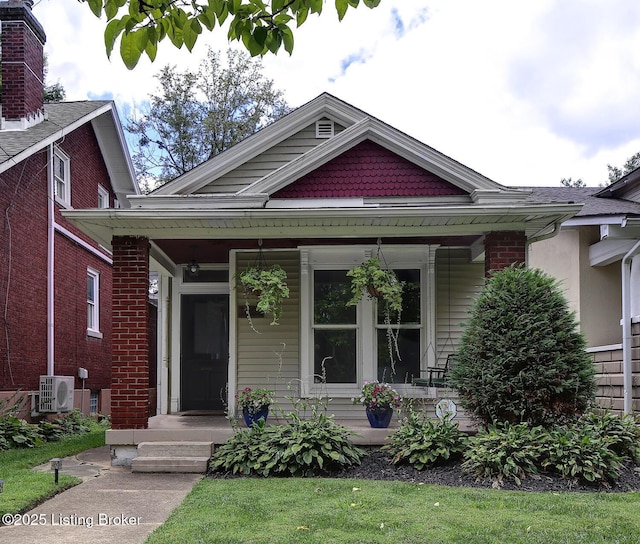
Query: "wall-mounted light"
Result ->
[[51, 458, 62, 485]]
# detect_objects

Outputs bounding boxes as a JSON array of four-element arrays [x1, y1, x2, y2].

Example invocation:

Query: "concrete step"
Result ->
[[131, 441, 214, 473], [136, 441, 213, 458], [132, 456, 209, 473]]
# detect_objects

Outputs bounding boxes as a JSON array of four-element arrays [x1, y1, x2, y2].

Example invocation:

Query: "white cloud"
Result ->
[[33, 0, 640, 187]]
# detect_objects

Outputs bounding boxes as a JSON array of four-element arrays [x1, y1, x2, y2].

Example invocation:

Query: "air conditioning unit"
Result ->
[[39, 376, 75, 413]]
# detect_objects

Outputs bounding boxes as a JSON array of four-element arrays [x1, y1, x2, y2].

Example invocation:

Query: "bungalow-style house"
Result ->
[[63, 91, 588, 467], [528, 177, 640, 414], [0, 1, 138, 416]]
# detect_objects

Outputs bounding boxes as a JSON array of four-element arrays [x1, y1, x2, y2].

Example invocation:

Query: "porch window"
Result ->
[[87, 268, 101, 337], [313, 270, 357, 383], [377, 269, 421, 383], [301, 247, 436, 398]]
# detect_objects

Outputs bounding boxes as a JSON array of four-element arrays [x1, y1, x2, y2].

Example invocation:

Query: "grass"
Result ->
[[145, 477, 640, 544], [0, 427, 105, 517]]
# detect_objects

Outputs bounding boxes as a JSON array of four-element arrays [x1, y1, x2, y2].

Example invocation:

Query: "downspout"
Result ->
[[525, 221, 561, 266], [621, 239, 640, 414], [47, 144, 55, 375]]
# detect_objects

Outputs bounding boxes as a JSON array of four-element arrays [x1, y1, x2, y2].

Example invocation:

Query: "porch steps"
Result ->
[[131, 441, 213, 473]]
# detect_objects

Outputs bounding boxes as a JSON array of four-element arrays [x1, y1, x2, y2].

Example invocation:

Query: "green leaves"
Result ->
[[383, 410, 469, 470], [80, 0, 381, 69], [210, 410, 365, 477]]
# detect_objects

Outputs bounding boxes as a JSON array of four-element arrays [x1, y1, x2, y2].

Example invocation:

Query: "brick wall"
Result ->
[[0, 4, 46, 121], [111, 236, 150, 429], [0, 122, 115, 411], [484, 231, 526, 276]]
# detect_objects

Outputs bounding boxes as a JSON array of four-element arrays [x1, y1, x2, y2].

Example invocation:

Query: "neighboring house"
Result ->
[[0, 1, 138, 416], [64, 91, 584, 452], [528, 177, 640, 414]]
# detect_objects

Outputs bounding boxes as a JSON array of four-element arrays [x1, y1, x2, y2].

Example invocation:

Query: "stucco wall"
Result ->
[[529, 227, 622, 348]]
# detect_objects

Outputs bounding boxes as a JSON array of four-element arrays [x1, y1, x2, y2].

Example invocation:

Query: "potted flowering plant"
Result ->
[[236, 387, 274, 427], [353, 380, 401, 428]]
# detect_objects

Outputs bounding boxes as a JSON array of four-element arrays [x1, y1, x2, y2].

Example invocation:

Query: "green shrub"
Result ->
[[0, 416, 44, 449], [449, 265, 596, 427], [462, 422, 548, 485], [577, 410, 640, 462], [210, 412, 365, 477], [383, 410, 469, 469], [543, 425, 622, 483]]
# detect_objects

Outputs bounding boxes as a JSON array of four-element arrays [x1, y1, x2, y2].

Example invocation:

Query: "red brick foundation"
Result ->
[[111, 236, 150, 429]]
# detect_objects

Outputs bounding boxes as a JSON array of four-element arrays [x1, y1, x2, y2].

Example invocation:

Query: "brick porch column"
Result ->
[[484, 231, 526, 276], [111, 235, 150, 429]]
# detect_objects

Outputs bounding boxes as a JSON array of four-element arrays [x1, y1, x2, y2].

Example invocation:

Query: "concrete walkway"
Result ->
[[0, 446, 201, 544]]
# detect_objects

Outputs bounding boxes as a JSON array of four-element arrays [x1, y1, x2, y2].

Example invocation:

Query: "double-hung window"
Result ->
[[302, 247, 436, 398], [87, 268, 102, 338], [53, 148, 71, 206]]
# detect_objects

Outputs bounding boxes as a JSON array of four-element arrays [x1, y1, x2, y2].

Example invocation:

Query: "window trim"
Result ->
[[300, 246, 437, 398], [87, 267, 102, 338], [53, 148, 71, 207], [98, 184, 109, 208]]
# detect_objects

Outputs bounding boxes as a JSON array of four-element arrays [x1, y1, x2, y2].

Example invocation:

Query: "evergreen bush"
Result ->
[[449, 265, 596, 427]]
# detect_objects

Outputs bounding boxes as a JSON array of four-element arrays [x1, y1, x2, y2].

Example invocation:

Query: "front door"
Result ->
[[180, 294, 229, 411]]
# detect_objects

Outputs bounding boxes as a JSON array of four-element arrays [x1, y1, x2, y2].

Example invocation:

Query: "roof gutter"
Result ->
[[524, 221, 562, 265]]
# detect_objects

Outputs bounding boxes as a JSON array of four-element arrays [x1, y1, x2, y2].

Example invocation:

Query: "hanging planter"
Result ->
[[347, 256, 404, 376], [238, 263, 290, 327], [346, 257, 403, 315]]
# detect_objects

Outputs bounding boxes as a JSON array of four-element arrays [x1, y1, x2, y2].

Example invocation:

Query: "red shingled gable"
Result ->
[[272, 140, 468, 198]]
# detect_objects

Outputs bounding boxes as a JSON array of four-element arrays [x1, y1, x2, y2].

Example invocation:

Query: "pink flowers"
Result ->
[[236, 387, 273, 411], [354, 380, 401, 409]]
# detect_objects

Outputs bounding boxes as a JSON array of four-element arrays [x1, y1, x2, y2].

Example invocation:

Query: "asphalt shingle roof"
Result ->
[[516, 186, 640, 218], [0, 101, 110, 165]]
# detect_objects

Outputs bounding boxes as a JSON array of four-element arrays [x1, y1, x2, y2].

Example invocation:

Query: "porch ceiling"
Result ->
[[63, 203, 581, 251]]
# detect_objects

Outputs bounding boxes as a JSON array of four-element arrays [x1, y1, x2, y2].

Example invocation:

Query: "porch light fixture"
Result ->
[[187, 245, 200, 276], [187, 260, 200, 276], [51, 458, 62, 485]]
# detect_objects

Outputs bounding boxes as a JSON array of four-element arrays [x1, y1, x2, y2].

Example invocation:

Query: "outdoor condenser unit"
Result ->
[[39, 376, 75, 413]]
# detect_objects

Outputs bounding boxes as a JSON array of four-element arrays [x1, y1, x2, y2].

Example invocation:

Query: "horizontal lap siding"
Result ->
[[197, 123, 345, 194], [436, 249, 484, 364], [236, 251, 300, 411]]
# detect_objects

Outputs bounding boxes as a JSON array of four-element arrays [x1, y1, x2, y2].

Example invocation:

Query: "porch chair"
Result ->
[[429, 353, 456, 387]]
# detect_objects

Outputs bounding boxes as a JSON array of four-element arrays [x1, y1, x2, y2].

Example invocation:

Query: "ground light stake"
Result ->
[[50, 458, 62, 485]]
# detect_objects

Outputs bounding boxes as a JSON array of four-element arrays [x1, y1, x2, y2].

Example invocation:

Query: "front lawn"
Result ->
[[144, 477, 640, 544], [0, 427, 105, 517]]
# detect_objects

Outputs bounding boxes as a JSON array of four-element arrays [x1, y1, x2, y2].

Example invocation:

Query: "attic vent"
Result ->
[[316, 120, 334, 138]]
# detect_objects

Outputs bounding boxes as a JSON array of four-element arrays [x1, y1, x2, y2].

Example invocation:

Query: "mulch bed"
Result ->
[[210, 447, 640, 493]]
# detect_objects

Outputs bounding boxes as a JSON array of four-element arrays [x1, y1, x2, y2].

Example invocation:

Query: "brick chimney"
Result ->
[[0, 0, 46, 130]]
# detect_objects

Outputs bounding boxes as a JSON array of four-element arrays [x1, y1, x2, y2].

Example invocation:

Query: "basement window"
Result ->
[[315, 119, 334, 138]]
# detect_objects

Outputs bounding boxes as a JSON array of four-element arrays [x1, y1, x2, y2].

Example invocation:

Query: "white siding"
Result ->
[[235, 251, 300, 412], [197, 122, 346, 194], [435, 249, 485, 365]]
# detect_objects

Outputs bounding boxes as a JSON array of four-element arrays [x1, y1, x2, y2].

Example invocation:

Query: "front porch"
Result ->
[[106, 406, 476, 472]]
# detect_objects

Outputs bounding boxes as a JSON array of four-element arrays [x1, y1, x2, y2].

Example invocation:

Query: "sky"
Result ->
[[32, 0, 640, 187]]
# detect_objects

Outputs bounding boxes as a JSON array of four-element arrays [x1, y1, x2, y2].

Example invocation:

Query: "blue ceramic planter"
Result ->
[[243, 406, 269, 427], [365, 406, 393, 428]]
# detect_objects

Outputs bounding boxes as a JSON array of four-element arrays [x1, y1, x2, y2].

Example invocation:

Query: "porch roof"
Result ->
[[63, 201, 582, 250]]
